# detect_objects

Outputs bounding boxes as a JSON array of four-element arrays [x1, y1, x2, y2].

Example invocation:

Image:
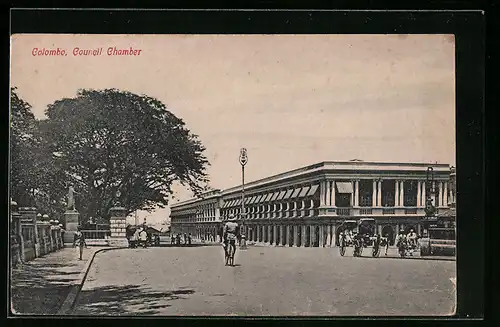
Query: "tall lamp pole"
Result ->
[[239, 148, 248, 250]]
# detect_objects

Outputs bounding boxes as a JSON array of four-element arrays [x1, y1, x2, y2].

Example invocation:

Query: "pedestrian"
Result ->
[[139, 228, 148, 248], [171, 234, 175, 244], [188, 233, 192, 245], [132, 227, 140, 248], [73, 226, 86, 260]]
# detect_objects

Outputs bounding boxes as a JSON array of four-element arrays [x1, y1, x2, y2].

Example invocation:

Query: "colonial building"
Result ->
[[170, 161, 454, 247]]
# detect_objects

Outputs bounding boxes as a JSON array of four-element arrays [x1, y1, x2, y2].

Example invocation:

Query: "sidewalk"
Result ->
[[10, 246, 107, 315]]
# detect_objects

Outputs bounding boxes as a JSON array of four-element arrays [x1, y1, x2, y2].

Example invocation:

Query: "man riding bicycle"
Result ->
[[222, 214, 240, 256]]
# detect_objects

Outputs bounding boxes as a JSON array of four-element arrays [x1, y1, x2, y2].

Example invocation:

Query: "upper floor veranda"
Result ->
[[170, 161, 455, 223]]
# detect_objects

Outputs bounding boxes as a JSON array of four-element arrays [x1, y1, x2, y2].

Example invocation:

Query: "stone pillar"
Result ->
[[63, 210, 80, 244], [20, 207, 39, 257], [354, 180, 359, 207], [417, 180, 422, 207], [11, 203, 23, 264], [326, 180, 331, 206], [443, 182, 448, 207], [377, 181, 382, 206], [399, 180, 405, 207], [109, 206, 128, 247], [331, 181, 336, 207], [332, 224, 337, 247], [301, 225, 307, 247], [319, 225, 324, 247], [320, 181, 326, 206], [422, 181, 426, 205], [293, 225, 299, 247], [272, 225, 277, 246], [395, 180, 400, 207], [280, 225, 285, 246], [372, 180, 377, 207], [326, 225, 332, 247]]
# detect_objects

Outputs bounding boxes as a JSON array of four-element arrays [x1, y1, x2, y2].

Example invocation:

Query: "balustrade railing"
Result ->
[[382, 208, 395, 215], [337, 207, 351, 216], [360, 208, 373, 215], [405, 208, 418, 214]]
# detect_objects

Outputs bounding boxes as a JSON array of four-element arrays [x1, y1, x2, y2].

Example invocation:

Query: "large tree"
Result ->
[[41, 88, 210, 221], [10, 87, 68, 217]]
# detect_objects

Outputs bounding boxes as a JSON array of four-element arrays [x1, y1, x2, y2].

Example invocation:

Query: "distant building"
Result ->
[[170, 161, 454, 247]]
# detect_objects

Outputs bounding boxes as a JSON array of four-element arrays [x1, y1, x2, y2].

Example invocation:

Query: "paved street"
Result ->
[[72, 245, 456, 316], [10, 247, 105, 315]]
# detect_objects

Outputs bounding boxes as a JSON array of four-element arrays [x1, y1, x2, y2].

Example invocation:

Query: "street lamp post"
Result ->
[[239, 148, 248, 250]]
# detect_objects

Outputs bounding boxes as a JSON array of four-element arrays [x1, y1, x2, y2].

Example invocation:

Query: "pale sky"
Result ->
[[10, 34, 456, 225]]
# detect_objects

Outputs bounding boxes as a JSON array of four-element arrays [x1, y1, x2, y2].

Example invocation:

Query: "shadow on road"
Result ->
[[10, 262, 82, 315], [72, 285, 195, 315]]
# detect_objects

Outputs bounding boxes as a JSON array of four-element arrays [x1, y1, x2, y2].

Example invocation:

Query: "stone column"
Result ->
[[109, 206, 128, 247], [319, 225, 324, 247], [326, 180, 331, 206], [273, 225, 277, 246], [422, 181, 426, 205], [377, 181, 382, 206], [395, 180, 399, 207], [331, 225, 337, 247], [354, 180, 359, 207], [443, 182, 448, 207], [301, 225, 307, 247], [331, 181, 336, 207], [417, 180, 422, 207], [326, 225, 332, 247], [399, 180, 405, 207], [281, 225, 285, 246], [320, 181, 326, 206], [372, 180, 377, 207]]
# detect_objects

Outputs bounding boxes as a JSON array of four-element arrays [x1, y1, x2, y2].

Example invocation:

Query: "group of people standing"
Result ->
[[171, 233, 192, 245], [130, 226, 150, 248], [395, 228, 419, 256]]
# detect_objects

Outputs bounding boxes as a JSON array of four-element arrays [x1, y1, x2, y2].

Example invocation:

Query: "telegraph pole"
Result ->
[[239, 148, 248, 250]]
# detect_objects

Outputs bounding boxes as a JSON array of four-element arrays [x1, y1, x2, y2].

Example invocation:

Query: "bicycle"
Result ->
[[224, 240, 236, 266]]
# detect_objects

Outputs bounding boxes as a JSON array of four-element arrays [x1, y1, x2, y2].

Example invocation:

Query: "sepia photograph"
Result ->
[[10, 33, 457, 316]]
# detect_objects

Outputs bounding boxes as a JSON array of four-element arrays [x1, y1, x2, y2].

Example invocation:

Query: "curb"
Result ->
[[57, 246, 127, 315]]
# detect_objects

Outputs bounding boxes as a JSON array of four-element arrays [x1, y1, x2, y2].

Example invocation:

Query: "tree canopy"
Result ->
[[10, 88, 210, 223]]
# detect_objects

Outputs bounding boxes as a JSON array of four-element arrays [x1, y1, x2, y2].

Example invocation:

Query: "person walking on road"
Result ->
[[139, 228, 148, 248], [73, 226, 87, 260]]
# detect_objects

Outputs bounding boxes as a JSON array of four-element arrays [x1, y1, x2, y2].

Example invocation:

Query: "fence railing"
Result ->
[[81, 230, 111, 240]]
